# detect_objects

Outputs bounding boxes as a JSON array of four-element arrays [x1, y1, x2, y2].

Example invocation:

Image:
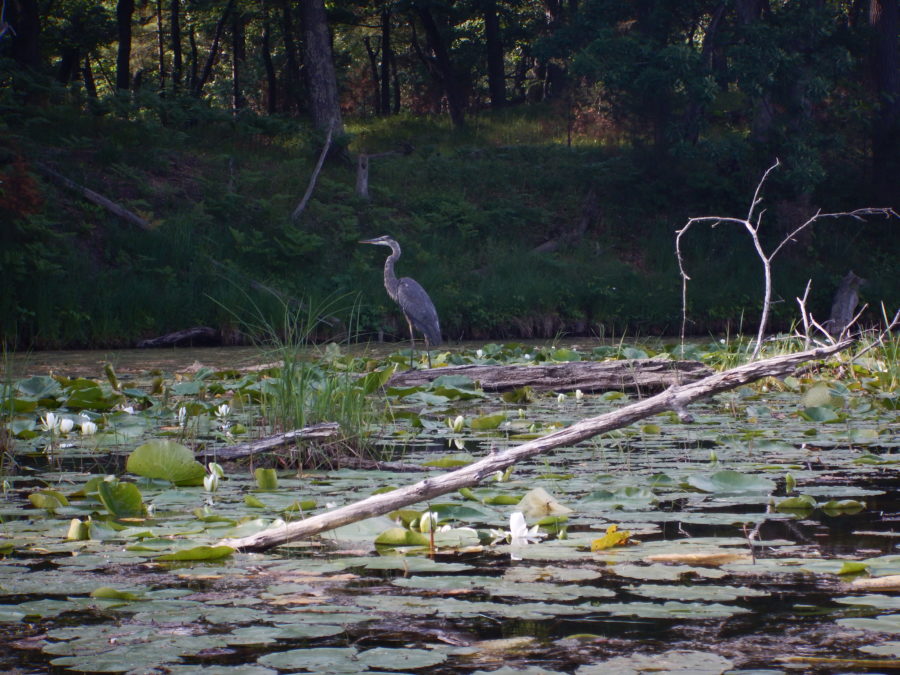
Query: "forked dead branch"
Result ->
[[219, 340, 852, 552], [676, 159, 896, 358]]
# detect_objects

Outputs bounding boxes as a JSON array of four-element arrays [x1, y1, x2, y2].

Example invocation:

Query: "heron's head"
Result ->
[[359, 235, 397, 248]]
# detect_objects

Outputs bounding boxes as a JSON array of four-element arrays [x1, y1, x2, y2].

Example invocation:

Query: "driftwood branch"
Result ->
[[220, 341, 852, 552], [388, 359, 712, 393], [35, 163, 152, 230], [292, 123, 334, 221], [198, 423, 340, 460]]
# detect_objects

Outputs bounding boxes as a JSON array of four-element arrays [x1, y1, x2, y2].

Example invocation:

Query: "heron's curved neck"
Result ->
[[382, 241, 402, 301]]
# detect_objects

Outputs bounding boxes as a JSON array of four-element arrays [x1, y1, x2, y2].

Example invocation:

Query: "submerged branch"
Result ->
[[219, 341, 852, 552]]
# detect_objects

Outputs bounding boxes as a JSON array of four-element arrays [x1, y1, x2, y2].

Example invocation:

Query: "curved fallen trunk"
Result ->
[[219, 341, 851, 552], [387, 358, 712, 393]]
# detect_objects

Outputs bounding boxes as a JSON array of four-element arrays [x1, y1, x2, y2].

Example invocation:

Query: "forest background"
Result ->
[[1, 0, 897, 350]]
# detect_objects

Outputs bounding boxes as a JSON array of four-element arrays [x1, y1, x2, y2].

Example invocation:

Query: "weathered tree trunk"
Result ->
[[388, 358, 712, 393], [116, 0, 134, 91], [300, 0, 344, 133], [220, 341, 852, 552], [197, 423, 340, 460], [363, 37, 381, 114], [137, 326, 220, 348]]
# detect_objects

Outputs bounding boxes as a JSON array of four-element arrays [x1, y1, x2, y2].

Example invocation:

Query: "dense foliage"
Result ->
[[0, 0, 897, 348]]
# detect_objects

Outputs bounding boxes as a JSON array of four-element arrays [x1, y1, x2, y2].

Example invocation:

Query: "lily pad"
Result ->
[[126, 440, 206, 486]]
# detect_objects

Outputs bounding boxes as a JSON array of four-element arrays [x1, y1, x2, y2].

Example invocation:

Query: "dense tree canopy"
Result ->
[[0, 0, 897, 348]]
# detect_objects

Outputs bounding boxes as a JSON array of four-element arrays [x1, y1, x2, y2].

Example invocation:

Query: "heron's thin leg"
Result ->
[[424, 338, 433, 369], [406, 317, 416, 370]]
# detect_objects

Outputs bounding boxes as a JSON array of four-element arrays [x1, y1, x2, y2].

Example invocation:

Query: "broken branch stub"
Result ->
[[219, 341, 852, 552]]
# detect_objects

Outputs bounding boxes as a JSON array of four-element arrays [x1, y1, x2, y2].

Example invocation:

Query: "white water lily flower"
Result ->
[[58, 417, 74, 434], [203, 472, 219, 493], [419, 511, 440, 532], [40, 412, 59, 432], [176, 406, 188, 426], [475, 349, 484, 359], [509, 511, 545, 547], [557, 393, 566, 403], [447, 415, 464, 433], [214, 403, 231, 418], [80, 420, 98, 436], [575, 389, 584, 401], [116, 405, 135, 414]]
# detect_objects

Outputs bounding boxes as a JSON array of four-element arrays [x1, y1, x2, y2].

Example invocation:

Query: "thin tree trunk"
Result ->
[[156, 0, 166, 90], [261, 5, 278, 114], [415, 4, 466, 128], [299, 0, 344, 133], [483, 0, 506, 108], [231, 11, 246, 112], [194, 0, 235, 97], [220, 341, 852, 551], [7, 0, 42, 70], [170, 0, 183, 90], [281, 0, 305, 114], [116, 0, 134, 91], [380, 7, 393, 115], [188, 26, 198, 92], [83, 55, 98, 97], [363, 37, 381, 114]]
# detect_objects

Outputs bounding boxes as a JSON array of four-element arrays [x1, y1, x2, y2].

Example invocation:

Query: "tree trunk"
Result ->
[[156, 0, 166, 90], [194, 0, 235, 97], [261, 7, 278, 114], [220, 341, 852, 552], [56, 47, 80, 84], [7, 0, 42, 70], [299, 0, 344, 133], [869, 0, 900, 203], [388, 359, 712, 393], [82, 55, 98, 97], [280, 0, 305, 114], [415, 4, 466, 128], [483, 0, 506, 108], [170, 0, 183, 90], [363, 36, 381, 114], [541, 0, 566, 99], [380, 7, 394, 115], [231, 11, 247, 112], [115, 0, 134, 91]]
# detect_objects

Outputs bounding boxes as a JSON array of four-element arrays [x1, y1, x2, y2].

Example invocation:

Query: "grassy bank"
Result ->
[[2, 93, 897, 349]]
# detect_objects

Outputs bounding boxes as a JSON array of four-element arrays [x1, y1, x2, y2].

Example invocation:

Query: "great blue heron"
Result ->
[[359, 235, 441, 367]]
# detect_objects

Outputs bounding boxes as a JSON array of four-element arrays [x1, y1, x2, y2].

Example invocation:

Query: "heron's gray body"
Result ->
[[360, 236, 442, 353]]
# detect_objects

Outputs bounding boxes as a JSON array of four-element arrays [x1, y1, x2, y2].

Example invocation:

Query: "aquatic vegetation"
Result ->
[[0, 338, 899, 671]]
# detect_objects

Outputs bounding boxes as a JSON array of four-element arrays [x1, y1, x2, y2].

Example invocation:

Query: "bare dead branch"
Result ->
[[292, 122, 334, 221], [677, 161, 897, 359]]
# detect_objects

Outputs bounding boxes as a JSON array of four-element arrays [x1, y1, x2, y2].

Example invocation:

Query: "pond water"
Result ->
[[1, 342, 898, 673]]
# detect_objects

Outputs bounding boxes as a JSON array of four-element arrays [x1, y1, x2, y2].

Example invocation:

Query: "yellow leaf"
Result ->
[[591, 524, 631, 551]]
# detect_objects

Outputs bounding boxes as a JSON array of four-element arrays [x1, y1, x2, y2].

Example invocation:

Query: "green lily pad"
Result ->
[[686, 470, 775, 494], [126, 440, 206, 486]]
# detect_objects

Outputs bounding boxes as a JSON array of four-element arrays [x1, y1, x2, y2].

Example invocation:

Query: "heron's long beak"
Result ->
[[358, 238, 378, 245]]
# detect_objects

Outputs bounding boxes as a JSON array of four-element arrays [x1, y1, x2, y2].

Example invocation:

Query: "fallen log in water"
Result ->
[[387, 358, 713, 392], [137, 326, 220, 348], [197, 423, 340, 460], [219, 341, 852, 552]]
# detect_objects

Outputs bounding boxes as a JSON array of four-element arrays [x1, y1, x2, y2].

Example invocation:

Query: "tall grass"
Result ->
[[225, 289, 387, 463]]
